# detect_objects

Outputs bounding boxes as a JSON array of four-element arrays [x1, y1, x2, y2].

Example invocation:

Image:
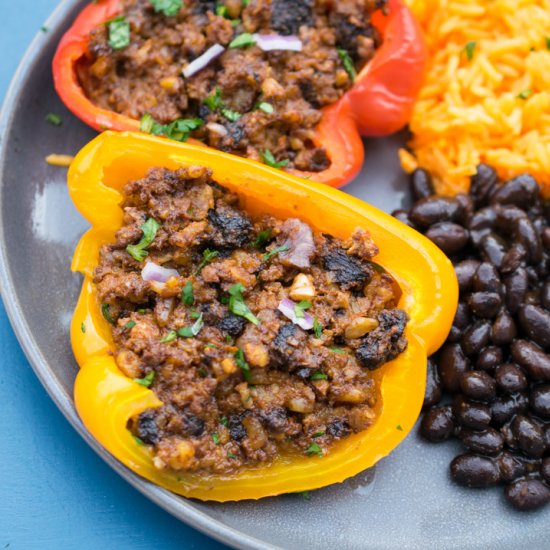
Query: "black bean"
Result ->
[[511, 340, 550, 381], [392, 209, 417, 229], [490, 174, 539, 209], [460, 371, 496, 401], [543, 227, 550, 250], [542, 282, 550, 310], [542, 458, 550, 483], [454, 260, 480, 292], [461, 320, 492, 356], [410, 168, 435, 200], [455, 194, 475, 220], [270, 0, 313, 35], [504, 268, 528, 314], [479, 233, 507, 269], [135, 410, 160, 445], [468, 292, 502, 318], [409, 196, 463, 228], [505, 479, 550, 511], [420, 406, 454, 442], [438, 343, 470, 393], [423, 358, 442, 409], [218, 314, 247, 337], [500, 242, 528, 274], [453, 395, 492, 429], [182, 412, 206, 437], [473, 262, 501, 293], [476, 346, 503, 371], [326, 418, 350, 438], [470, 164, 498, 208], [511, 415, 545, 458], [228, 414, 247, 441], [514, 217, 543, 264], [453, 301, 472, 329], [491, 393, 529, 426], [530, 385, 550, 420], [468, 207, 497, 232], [460, 428, 504, 455], [451, 454, 500, 487], [497, 452, 528, 482], [495, 204, 527, 231], [491, 310, 517, 345], [425, 222, 469, 255], [259, 408, 289, 433], [495, 364, 528, 394], [518, 305, 550, 348], [447, 325, 463, 343]]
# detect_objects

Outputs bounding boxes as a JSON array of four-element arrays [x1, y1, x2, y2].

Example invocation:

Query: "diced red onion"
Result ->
[[182, 44, 225, 78], [141, 262, 179, 283], [253, 34, 303, 52], [280, 219, 315, 269], [278, 298, 314, 331], [206, 122, 229, 137]]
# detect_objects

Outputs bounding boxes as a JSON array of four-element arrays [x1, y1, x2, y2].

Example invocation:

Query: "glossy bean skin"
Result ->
[[476, 346, 503, 371], [420, 406, 454, 442], [425, 222, 469, 255], [530, 385, 550, 420], [460, 371, 496, 401], [460, 428, 504, 455], [453, 396, 492, 430], [491, 311, 517, 345], [511, 415, 545, 458], [505, 479, 550, 511], [497, 452, 528, 483], [470, 164, 498, 207], [468, 292, 501, 318], [409, 197, 464, 228], [518, 305, 550, 348], [512, 341, 550, 382], [495, 364, 528, 394], [438, 343, 470, 393], [454, 260, 480, 292], [461, 320, 492, 356], [451, 454, 500, 488], [410, 169, 435, 201], [423, 358, 442, 409], [473, 262, 502, 294], [490, 393, 528, 427], [490, 174, 539, 209]]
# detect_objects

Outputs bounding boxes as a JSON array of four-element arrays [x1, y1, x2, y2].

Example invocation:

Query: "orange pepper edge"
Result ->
[[52, 0, 426, 188], [69, 131, 457, 501]]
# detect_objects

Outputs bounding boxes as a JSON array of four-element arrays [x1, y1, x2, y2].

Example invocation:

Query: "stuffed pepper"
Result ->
[[54, 0, 426, 187], [69, 131, 456, 501]]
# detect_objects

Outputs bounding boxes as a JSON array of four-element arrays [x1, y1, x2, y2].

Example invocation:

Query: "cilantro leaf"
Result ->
[[235, 348, 252, 381], [101, 303, 115, 325], [261, 149, 289, 170], [517, 89, 533, 100], [108, 16, 130, 50], [294, 300, 312, 319], [262, 244, 289, 262], [133, 371, 155, 387], [150, 0, 183, 16], [228, 284, 260, 325], [313, 318, 323, 338], [182, 281, 194, 306], [140, 113, 203, 142], [203, 87, 223, 111], [221, 107, 241, 122], [463, 41, 476, 61], [229, 32, 256, 48], [126, 218, 160, 261], [212, 432, 220, 444], [196, 248, 219, 275], [305, 442, 323, 458], [337, 48, 356, 81], [177, 313, 204, 338], [253, 229, 272, 248], [160, 331, 177, 343], [310, 372, 327, 381], [125, 321, 137, 330], [257, 102, 274, 114], [46, 113, 62, 126]]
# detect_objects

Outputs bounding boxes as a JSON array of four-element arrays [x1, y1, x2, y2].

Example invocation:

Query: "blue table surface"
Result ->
[[0, 2, 228, 548]]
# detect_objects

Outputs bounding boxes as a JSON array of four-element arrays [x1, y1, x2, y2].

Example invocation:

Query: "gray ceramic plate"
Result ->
[[1, 1, 549, 549]]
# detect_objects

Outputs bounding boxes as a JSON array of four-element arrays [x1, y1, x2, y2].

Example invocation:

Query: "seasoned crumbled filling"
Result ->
[[78, 0, 384, 172], [95, 166, 408, 474]]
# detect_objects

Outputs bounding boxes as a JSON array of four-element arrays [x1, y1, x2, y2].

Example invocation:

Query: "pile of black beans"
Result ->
[[393, 164, 550, 511]]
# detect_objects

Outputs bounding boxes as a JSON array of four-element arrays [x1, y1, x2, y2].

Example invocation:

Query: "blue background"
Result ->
[[0, 2, 227, 548]]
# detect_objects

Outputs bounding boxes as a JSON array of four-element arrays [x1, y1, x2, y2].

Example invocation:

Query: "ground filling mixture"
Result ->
[[78, 0, 384, 172], [94, 166, 408, 474]]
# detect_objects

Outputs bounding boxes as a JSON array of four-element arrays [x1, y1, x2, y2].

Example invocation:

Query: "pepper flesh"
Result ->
[[53, 0, 426, 188], [69, 131, 457, 501]]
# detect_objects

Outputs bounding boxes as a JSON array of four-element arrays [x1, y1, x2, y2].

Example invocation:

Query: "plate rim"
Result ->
[[0, 1, 279, 549]]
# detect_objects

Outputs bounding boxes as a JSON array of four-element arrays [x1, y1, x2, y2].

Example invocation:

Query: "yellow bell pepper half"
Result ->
[[69, 131, 457, 502]]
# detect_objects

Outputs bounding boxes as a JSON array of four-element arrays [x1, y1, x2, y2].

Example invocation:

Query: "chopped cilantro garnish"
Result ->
[[133, 436, 145, 446], [182, 281, 194, 306], [294, 300, 312, 319], [225, 335, 232, 344], [125, 321, 136, 330], [396, 424, 404, 431], [107, 16, 130, 50], [212, 433, 220, 445], [253, 229, 272, 248], [203, 87, 223, 111], [45, 113, 62, 126], [330, 346, 346, 354], [221, 107, 241, 122], [235, 348, 252, 381], [133, 371, 155, 388], [101, 303, 115, 325], [81, 322, 86, 333], [177, 313, 204, 338], [310, 372, 327, 381], [261, 149, 289, 170], [227, 452, 237, 459], [196, 248, 219, 275], [305, 442, 323, 458], [231, 19, 241, 27], [160, 331, 177, 343], [150, 0, 183, 16], [262, 244, 289, 262], [313, 318, 323, 338], [242, 0, 249, 5], [198, 367, 208, 378], [126, 217, 160, 261], [312, 431, 325, 438], [517, 89, 533, 100], [546, 37, 550, 50], [137, 309, 147, 314], [229, 284, 260, 325], [205, 343, 218, 350], [220, 416, 229, 427], [190, 310, 201, 320], [298, 491, 312, 501], [337, 48, 356, 81], [229, 32, 256, 48], [463, 41, 476, 61], [215, 4, 228, 17], [257, 102, 274, 114], [140, 113, 203, 142]]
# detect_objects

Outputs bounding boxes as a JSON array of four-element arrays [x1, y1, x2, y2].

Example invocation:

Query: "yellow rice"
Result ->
[[403, 0, 550, 196]]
